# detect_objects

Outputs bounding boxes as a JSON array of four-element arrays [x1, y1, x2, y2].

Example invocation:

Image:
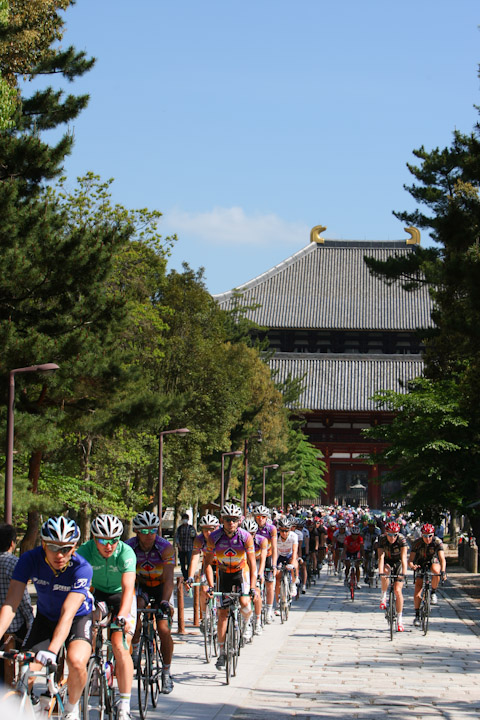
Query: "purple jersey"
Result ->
[[256, 521, 277, 557], [253, 534, 268, 561], [127, 535, 174, 588], [206, 527, 254, 573]]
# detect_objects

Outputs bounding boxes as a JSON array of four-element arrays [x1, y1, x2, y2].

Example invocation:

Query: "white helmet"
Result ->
[[91, 514, 124, 538], [242, 517, 258, 533], [41, 516, 80, 544], [200, 514, 219, 527], [338, 519, 346, 528], [132, 511, 160, 531], [254, 505, 270, 517], [221, 503, 242, 518]]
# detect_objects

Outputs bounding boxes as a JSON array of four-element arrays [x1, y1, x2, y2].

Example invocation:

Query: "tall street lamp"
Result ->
[[281, 470, 295, 511], [158, 428, 189, 536], [221, 451, 243, 508], [262, 463, 279, 506], [5, 363, 60, 524]]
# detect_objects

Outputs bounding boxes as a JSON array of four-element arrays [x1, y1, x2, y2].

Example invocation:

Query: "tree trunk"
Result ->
[[78, 435, 93, 540], [19, 450, 42, 553]]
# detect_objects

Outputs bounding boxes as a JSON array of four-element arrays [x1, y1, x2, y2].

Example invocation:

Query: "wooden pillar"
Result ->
[[368, 463, 381, 508]]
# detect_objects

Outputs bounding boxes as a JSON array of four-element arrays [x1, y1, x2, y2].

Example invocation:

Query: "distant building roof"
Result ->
[[270, 353, 424, 412], [214, 240, 433, 331]]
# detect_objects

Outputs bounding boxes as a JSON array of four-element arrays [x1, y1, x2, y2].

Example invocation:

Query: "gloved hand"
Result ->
[[159, 600, 171, 616], [286, 564, 293, 570], [116, 615, 127, 628], [185, 577, 195, 587], [249, 588, 257, 599], [36, 649, 57, 667]]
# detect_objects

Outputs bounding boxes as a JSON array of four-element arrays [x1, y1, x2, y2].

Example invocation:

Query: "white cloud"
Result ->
[[165, 206, 309, 248]]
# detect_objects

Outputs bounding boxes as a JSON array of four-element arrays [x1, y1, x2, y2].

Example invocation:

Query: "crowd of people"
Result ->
[[0, 502, 447, 719]]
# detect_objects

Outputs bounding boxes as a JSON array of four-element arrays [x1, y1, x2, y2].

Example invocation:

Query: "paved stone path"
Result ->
[[134, 571, 480, 720]]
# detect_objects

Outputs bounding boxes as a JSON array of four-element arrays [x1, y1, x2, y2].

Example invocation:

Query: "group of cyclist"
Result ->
[[0, 502, 447, 718], [0, 510, 174, 720]]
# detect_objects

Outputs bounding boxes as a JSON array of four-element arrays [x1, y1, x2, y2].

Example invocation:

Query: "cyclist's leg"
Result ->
[[62, 613, 93, 713], [264, 557, 275, 622], [344, 558, 350, 583], [156, 617, 173, 666], [132, 589, 148, 661], [380, 565, 390, 608], [413, 571, 423, 625], [430, 561, 441, 601]]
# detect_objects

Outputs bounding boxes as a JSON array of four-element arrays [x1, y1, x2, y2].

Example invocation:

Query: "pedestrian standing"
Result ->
[[175, 513, 196, 580]]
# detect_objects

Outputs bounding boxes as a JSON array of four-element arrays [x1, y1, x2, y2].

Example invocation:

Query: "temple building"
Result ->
[[214, 228, 433, 509]]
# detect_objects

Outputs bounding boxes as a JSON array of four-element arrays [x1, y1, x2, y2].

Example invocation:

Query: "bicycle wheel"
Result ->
[[203, 604, 213, 663], [137, 637, 151, 720], [83, 659, 112, 720], [350, 570, 355, 601], [224, 615, 234, 685], [422, 590, 430, 636], [388, 589, 395, 641], [150, 632, 162, 708]]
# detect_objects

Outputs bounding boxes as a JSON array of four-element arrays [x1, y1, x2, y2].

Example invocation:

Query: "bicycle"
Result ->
[[0, 649, 67, 718], [364, 550, 377, 588], [187, 581, 218, 663], [416, 569, 442, 636], [213, 591, 242, 685], [277, 563, 292, 623], [83, 618, 122, 720], [306, 555, 316, 588], [326, 547, 334, 575], [380, 573, 403, 640], [346, 561, 358, 601], [136, 604, 170, 720]]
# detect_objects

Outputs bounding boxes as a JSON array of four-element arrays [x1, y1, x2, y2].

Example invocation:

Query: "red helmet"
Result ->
[[384, 521, 400, 533], [421, 523, 435, 535]]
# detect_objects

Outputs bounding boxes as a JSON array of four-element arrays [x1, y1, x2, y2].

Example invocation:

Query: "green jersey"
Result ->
[[77, 539, 136, 594]]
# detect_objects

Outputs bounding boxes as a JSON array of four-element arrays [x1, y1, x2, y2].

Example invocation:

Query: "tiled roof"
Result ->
[[214, 241, 433, 330], [270, 353, 424, 411]]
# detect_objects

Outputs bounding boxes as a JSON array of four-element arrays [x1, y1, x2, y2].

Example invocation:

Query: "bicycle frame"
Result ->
[[0, 650, 67, 718], [416, 569, 441, 636], [379, 573, 402, 640], [83, 619, 122, 720], [213, 591, 242, 685]]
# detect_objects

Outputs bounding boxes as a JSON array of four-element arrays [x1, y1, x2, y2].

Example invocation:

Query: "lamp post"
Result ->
[[158, 428, 190, 536], [221, 451, 243, 508], [281, 471, 295, 512], [5, 363, 60, 524], [262, 463, 279, 506]]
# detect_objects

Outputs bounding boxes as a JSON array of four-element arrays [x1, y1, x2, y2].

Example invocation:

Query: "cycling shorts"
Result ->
[[94, 589, 137, 635], [346, 551, 361, 561], [277, 554, 293, 566], [218, 568, 250, 597], [24, 611, 93, 651]]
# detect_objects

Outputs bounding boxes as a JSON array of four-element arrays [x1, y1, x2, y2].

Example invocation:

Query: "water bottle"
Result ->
[[105, 660, 114, 688]]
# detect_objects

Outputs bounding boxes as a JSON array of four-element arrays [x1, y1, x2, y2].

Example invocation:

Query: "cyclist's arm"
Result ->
[[305, 535, 310, 555], [48, 590, 87, 656], [246, 549, 257, 590], [161, 563, 174, 603], [400, 545, 408, 576], [258, 545, 267, 578], [408, 549, 417, 569], [437, 549, 447, 576], [203, 551, 215, 588], [187, 550, 200, 580], [377, 547, 385, 574], [118, 570, 136, 619], [271, 531, 278, 570], [0, 579, 25, 638], [291, 541, 298, 567]]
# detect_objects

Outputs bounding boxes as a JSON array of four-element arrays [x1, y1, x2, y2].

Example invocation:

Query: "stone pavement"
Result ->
[[135, 570, 480, 720]]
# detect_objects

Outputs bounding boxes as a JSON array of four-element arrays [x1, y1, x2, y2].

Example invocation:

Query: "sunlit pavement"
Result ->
[[133, 570, 480, 720]]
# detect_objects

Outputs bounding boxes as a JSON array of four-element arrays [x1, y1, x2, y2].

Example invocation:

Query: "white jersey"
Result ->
[[294, 528, 304, 546], [277, 531, 298, 558]]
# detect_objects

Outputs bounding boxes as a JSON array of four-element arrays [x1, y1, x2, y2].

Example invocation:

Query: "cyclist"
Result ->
[[77, 514, 136, 720], [316, 518, 327, 568], [409, 522, 447, 627], [362, 518, 381, 583], [377, 520, 408, 632], [242, 517, 267, 635], [126, 510, 175, 694], [203, 503, 257, 670], [0, 516, 93, 720], [342, 525, 364, 587], [333, 520, 349, 575], [184, 513, 219, 629], [275, 517, 298, 611], [254, 505, 278, 624]]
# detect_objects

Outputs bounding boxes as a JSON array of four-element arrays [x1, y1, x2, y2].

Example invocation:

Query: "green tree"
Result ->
[[363, 79, 480, 541]]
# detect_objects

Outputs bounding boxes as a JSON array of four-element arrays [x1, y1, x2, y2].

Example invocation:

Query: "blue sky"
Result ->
[[50, 1, 480, 294]]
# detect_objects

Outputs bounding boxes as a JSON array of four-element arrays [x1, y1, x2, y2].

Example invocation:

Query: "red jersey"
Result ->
[[344, 534, 363, 554]]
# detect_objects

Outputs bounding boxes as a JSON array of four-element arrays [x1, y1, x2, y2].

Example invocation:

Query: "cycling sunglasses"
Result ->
[[45, 543, 75, 554], [422, 533, 434, 538], [97, 537, 121, 546], [386, 533, 398, 537], [137, 528, 158, 534], [223, 517, 240, 523]]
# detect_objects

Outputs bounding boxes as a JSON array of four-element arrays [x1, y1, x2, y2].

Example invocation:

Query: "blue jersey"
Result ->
[[12, 546, 93, 622]]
